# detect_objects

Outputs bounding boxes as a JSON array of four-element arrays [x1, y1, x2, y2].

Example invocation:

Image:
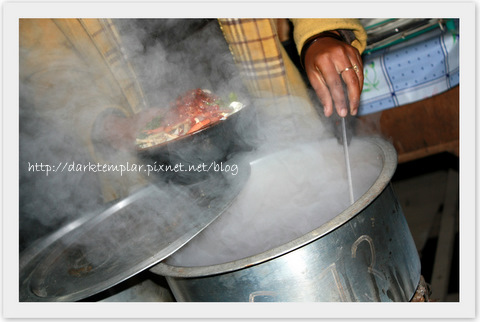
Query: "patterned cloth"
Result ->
[[53, 19, 148, 114], [218, 18, 306, 101], [358, 25, 459, 115]]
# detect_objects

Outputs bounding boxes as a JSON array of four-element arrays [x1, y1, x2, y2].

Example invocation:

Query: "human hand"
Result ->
[[303, 34, 364, 117]]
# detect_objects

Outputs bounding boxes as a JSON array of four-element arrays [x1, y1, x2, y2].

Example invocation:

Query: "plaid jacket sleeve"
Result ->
[[218, 18, 293, 98]]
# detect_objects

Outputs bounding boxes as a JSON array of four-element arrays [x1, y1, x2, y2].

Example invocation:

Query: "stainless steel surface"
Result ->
[[151, 137, 421, 302], [19, 162, 250, 302], [99, 279, 174, 302]]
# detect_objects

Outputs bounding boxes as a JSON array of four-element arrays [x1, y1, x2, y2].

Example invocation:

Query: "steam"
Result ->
[[19, 86, 104, 250], [114, 19, 245, 107], [19, 19, 245, 252], [20, 19, 385, 281], [165, 120, 383, 267]]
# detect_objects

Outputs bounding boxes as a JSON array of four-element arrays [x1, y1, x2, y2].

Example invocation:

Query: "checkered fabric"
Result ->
[[219, 19, 292, 98], [54, 19, 148, 114]]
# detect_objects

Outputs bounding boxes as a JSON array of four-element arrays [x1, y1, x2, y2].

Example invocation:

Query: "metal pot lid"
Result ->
[[19, 160, 250, 302]]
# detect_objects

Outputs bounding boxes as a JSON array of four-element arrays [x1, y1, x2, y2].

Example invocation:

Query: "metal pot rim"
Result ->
[[150, 136, 397, 278]]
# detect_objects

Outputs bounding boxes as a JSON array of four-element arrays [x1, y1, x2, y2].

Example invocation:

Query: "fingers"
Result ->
[[323, 53, 362, 117], [304, 37, 364, 117], [308, 65, 334, 117], [339, 63, 362, 116]]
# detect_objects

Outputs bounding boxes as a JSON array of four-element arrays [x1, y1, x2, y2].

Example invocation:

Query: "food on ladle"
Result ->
[[136, 89, 243, 149]]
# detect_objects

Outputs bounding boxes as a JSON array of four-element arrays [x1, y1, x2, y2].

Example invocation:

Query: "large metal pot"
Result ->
[[150, 137, 421, 302]]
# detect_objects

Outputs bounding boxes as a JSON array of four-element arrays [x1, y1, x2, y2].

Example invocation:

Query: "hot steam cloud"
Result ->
[[19, 19, 246, 252], [19, 19, 383, 274]]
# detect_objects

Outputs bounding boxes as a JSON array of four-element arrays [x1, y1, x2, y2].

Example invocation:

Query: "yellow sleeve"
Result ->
[[290, 18, 367, 54]]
